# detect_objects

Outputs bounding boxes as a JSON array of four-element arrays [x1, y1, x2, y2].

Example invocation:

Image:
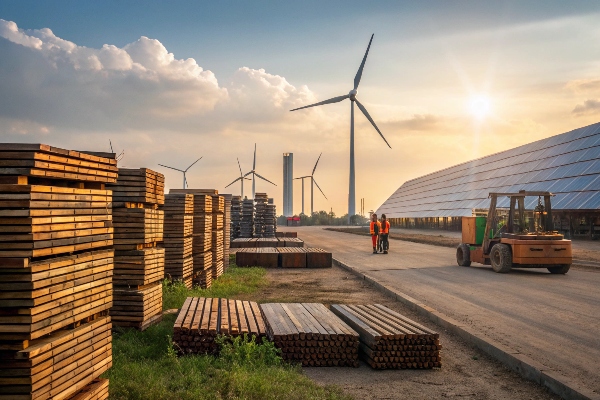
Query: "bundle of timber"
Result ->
[[236, 247, 330, 268], [276, 232, 298, 238], [161, 193, 194, 288], [0, 316, 113, 400], [330, 304, 442, 369], [260, 303, 359, 367], [230, 237, 305, 248], [211, 195, 225, 281], [173, 297, 267, 355], [222, 194, 232, 268], [109, 167, 164, 330], [240, 197, 254, 238], [0, 143, 116, 399], [264, 201, 276, 238], [230, 195, 241, 240], [68, 379, 109, 400], [108, 168, 165, 206], [253, 193, 268, 238]]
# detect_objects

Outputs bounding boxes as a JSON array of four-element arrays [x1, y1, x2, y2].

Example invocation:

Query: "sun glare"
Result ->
[[468, 95, 491, 119]]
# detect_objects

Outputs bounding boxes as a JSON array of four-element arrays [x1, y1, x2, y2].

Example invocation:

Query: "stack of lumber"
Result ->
[[236, 247, 331, 268], [240, 197, 254, 238], [264, 200, 276, 238], [107, 168, 165, 330], [253, 193, 268, 237], [68, 378, 109, 400], [0, 143, 116, 399], [330, 304, 442, 369], [230, 237, 304, 248], [211, 194, 225, 280], [161, 193, 194, 288], [276, 232, 298, 238], [260, 303, 359, 367], [173, 297, 267, 355], [222, 194, 232, 268], [230, 195, 241, 240]]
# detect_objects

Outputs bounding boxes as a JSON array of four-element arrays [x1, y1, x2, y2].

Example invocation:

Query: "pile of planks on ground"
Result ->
[[240, 198, 254, 238], [276, 231, 297, 238], [160, 193, 194, 288], [222, 194, 232, 268], [169, 189, 230, 288], [236, 247, 331, 268], [173, 297, 267, 355], [230, 195, 241, 240], [107, 168, 165, 330], [0, 143, 115, 399], [260, 303, 359, 367], [230, 237, 304, 248], [330, 304, 442, 369]]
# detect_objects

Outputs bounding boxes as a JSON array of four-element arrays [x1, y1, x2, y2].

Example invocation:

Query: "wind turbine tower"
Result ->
[[290, 34, 391, 223], [158, 157, 202, 189], [295, 153, 327, 215]]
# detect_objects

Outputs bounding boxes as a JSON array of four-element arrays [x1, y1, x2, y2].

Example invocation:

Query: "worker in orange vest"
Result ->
[[370, 213, 381, 254], [379, 214, 390, 254]]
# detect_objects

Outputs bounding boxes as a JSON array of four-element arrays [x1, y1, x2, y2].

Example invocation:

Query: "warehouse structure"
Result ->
[[376, 123, 600, 239]]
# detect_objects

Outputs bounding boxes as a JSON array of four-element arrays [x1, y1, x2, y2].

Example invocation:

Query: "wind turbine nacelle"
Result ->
[[349, 89, 357, 100]]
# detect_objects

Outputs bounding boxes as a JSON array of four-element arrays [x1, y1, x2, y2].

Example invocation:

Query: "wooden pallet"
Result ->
[[0, 249, 114, 344], [0, 315, 112, 400], [330, 304, 442, 369], [173, 297, 266, 355], [0, 144, 118, 184], [67, 378, 109, 400], [113, 247, 164, 287], [111, 283, 162, 330], [260, 303, 359, 367]]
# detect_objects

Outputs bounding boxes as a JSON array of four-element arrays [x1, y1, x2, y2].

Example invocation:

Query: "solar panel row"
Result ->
[[377, 123, 600, 218]]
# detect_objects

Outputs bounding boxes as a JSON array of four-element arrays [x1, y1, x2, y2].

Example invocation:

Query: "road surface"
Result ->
[[280, 226, 600, 396]]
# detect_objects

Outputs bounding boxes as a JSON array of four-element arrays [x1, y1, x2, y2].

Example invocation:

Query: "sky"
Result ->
[[1, 1, 599, 216]]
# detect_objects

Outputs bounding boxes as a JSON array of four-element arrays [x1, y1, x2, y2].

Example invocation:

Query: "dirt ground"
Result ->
[[240, 265, 557, 400], [327, 227, 600, 264]]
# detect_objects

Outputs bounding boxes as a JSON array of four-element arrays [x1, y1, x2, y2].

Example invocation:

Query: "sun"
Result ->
[[468, 95, 492, 119]]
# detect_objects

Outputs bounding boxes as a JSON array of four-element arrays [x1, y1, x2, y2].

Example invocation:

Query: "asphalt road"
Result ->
[[281, 226, 600, 396]]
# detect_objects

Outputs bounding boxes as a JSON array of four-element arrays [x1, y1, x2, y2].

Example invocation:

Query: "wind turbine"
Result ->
[[290, 34, 391, 223], [109, 139, 125, 162], [158, 157, 202, 189], [243, 144, 276, 199], [295, 153, 327, 215], [224, 158, 252, 197]]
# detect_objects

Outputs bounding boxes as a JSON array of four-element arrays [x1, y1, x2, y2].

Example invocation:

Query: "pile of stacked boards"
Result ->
[[331, 304, 442, 369], [230, 195, 241, 240], [107, 168, 165, 330], [240, 197, 254, 238], [170, 189, 230, 288], [230, 237, 304, 248], [211, 194, 225, 279], [236, 247, 331, 268], [260, 303, 359, 367], [253, 193, 268, 238], [161, 193, 194, 288], [222, 194, 232, 268], [264, 198, 276, 237], [173, 297, 267, 355], [0, 144, 114, 399]]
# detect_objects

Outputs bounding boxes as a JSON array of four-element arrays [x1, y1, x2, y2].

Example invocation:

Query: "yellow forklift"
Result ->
[[456, 191, 572, 274]]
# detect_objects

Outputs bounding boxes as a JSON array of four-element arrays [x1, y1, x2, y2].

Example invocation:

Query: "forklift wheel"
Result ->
[[456, 244, 471, 267], [547, 264, 571, 274], [490, 244, 512, 273]]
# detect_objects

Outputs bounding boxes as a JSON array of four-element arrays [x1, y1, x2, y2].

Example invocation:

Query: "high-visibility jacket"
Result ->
[[370, 221, 381, 235], [380, 220, 390, 234]]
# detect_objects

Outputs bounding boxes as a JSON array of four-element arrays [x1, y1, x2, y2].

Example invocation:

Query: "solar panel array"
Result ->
[[377, 123, 600, 218]]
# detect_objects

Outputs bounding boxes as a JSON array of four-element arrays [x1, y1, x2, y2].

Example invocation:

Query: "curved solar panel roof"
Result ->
[[376, 122, 600, 218]]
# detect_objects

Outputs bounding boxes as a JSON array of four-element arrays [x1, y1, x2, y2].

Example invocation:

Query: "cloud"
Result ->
[[572, 99, 600, 115], [382, 114, 442, 132], [565, 79, 600, 92]]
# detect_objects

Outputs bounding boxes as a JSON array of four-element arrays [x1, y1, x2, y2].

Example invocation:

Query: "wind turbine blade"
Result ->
[[237, 158, 243, 176], [158, 164, 185, 172], [243, 171, 253, 178], [354, 34, 374, 90], [290, 94, 349, 112], [312, 152, 322, 175], [254, 173, 277, 186], [253, 143, 256, 170], [185, 157, 202, 172], [313, 178, 328, 200], [184, 175, 188, 189], [109, 139, 114, 153], [225, 177, 242, 188], [355, 99, 392, 149]]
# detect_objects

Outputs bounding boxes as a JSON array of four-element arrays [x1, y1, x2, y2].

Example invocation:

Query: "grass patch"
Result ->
[[163, 265, 268, 310], [106, 263, 351, 399], [106, 317, 351, 400]]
